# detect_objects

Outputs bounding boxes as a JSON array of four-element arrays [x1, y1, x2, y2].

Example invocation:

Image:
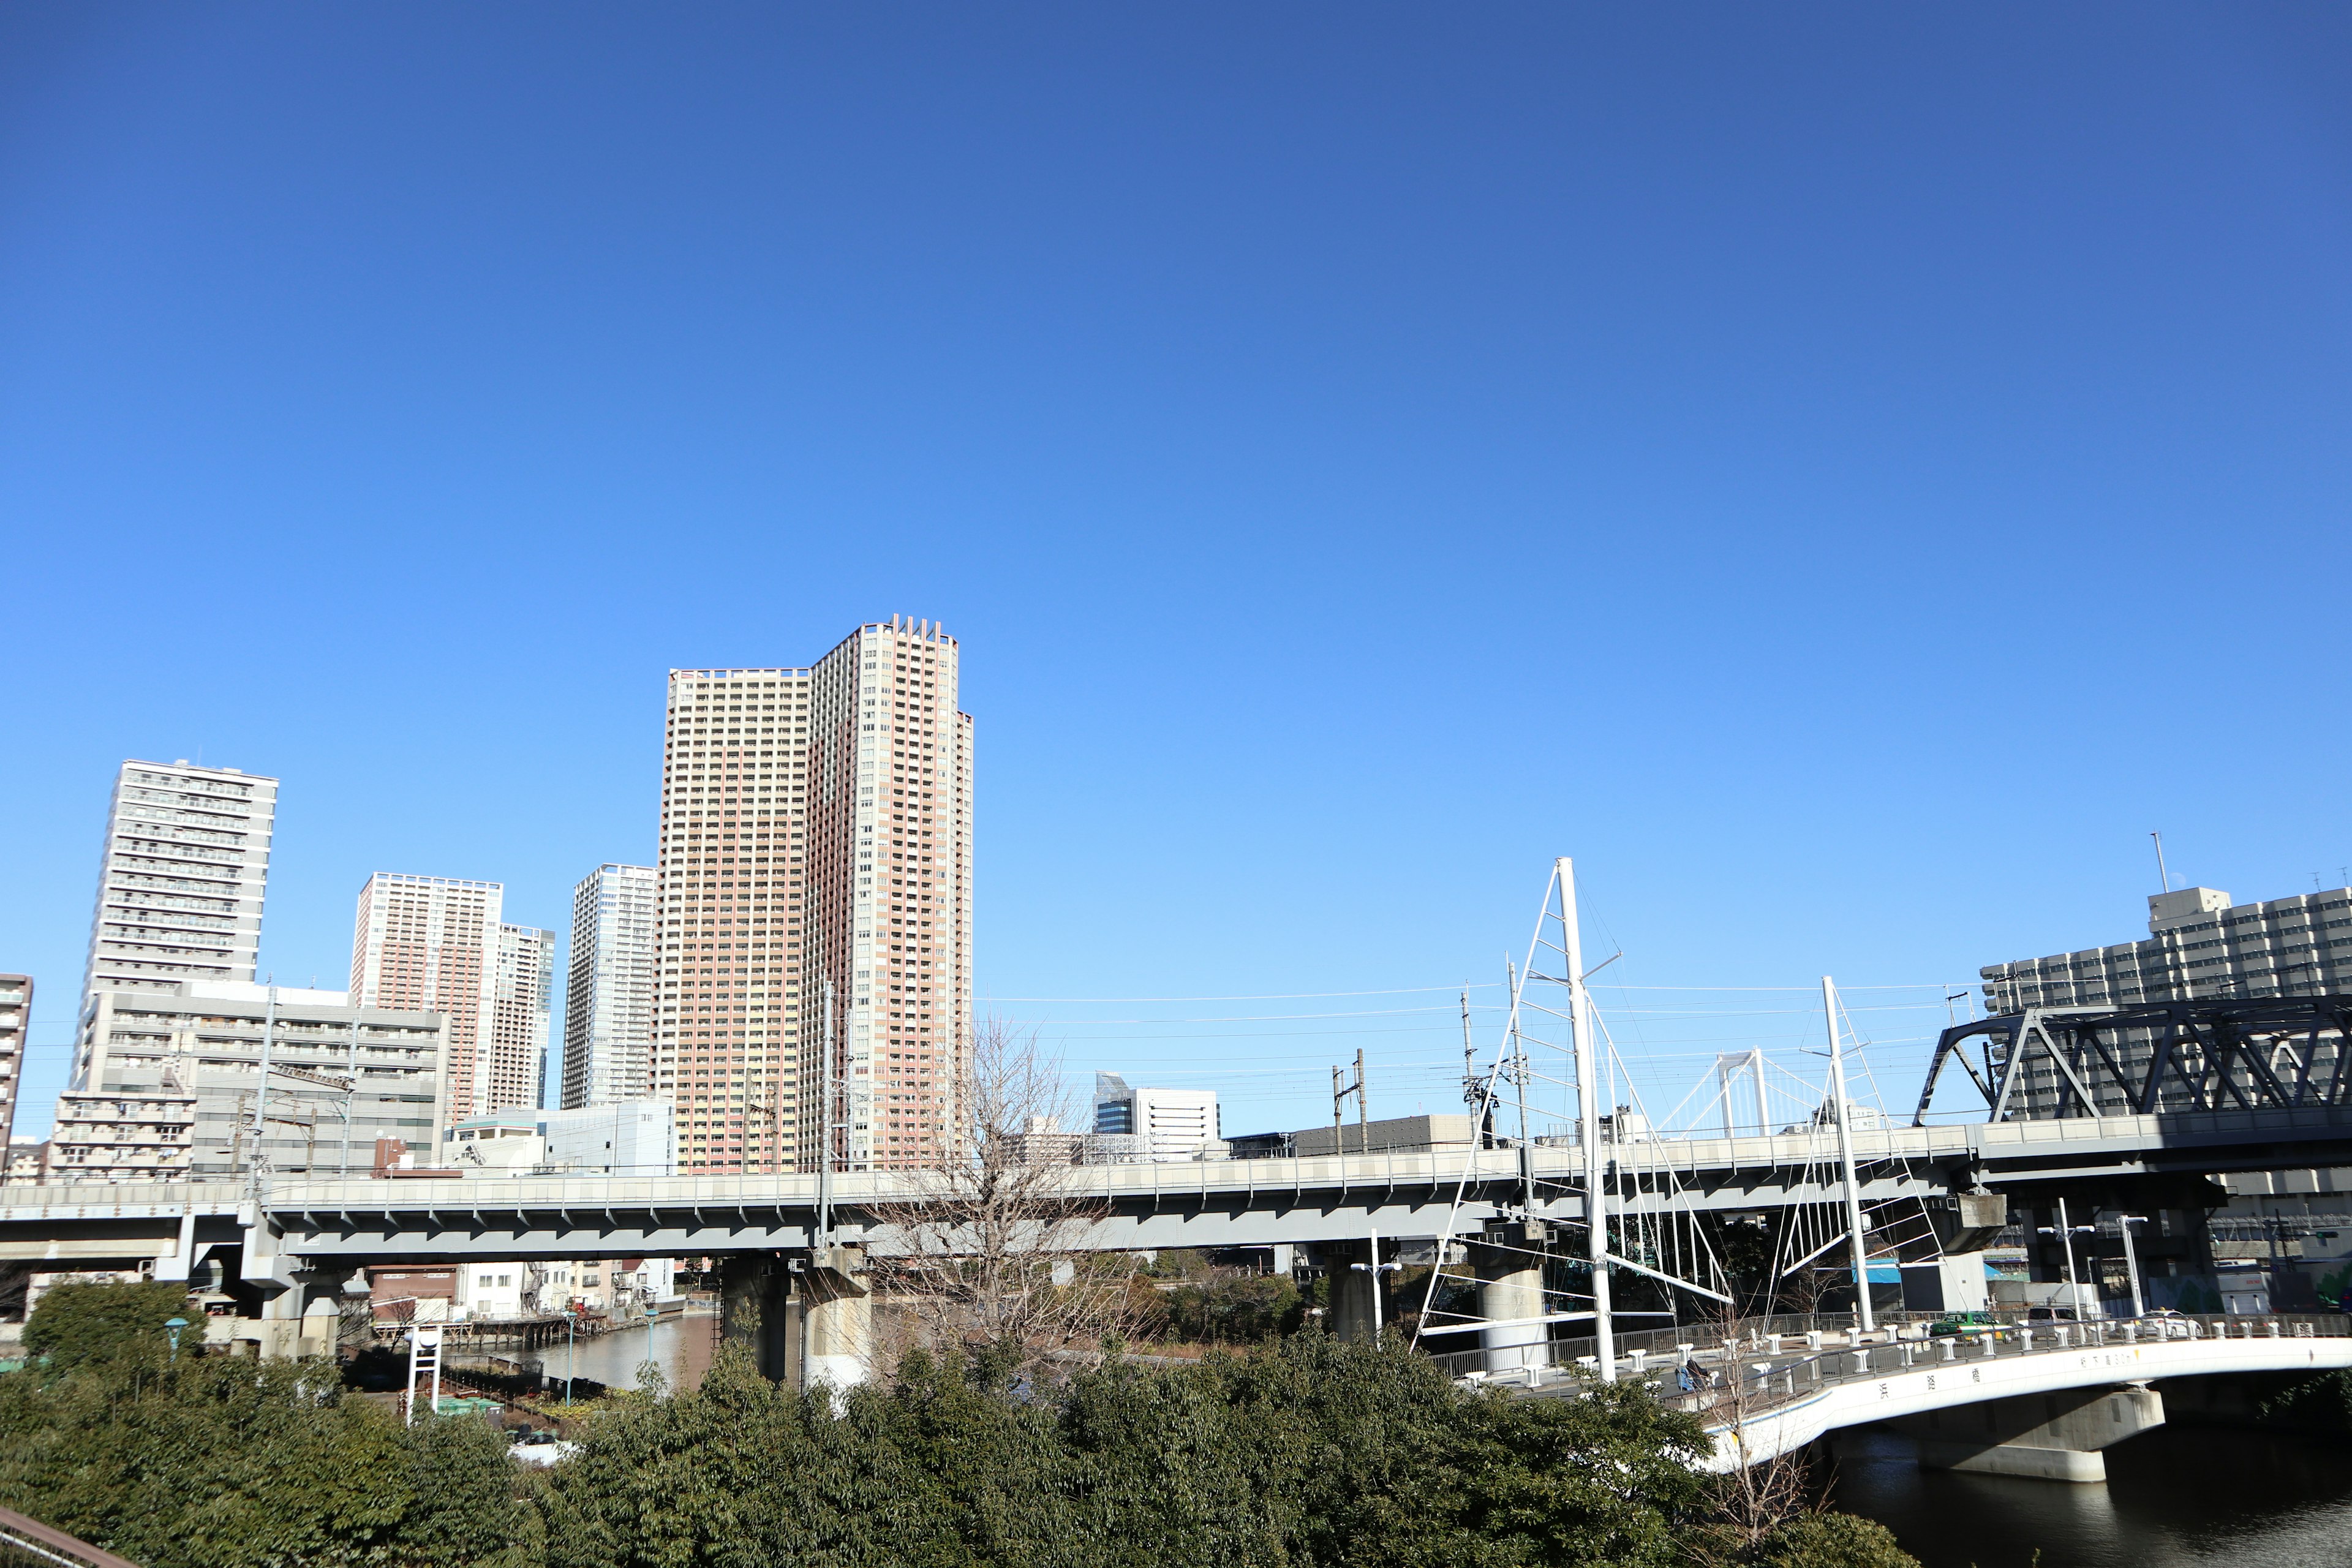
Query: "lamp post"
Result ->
[[2117, 1215, 2149, 1319], [565, 1311, 576, 1406], [164, 1316, 188, 1361], [1349, 1226, 1404, 1346], [2037, 1196, 2099, 1317]]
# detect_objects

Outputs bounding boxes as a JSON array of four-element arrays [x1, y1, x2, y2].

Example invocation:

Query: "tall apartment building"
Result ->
[[654, 616, 971, 1174], [1979, 883, 2352, 1115], [350, 875, 541, 1123], [494, 924, 556, 1112], [56, 981, 450, 1181], [0, 975, 29, 1168], [80, 761, 276, 1018], [560, 865, 658, 1108]]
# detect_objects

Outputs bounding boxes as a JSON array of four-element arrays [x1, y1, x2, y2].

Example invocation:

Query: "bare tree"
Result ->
[[867, 1016, 1141, 1384], [1680, 1305, 1823, 1564]]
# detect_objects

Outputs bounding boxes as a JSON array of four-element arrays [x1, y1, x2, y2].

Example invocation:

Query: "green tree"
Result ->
[[21, 1280, 193, 1372]]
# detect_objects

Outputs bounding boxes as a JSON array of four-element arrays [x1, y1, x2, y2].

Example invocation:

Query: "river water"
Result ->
[[453, 1311, 718, 1395], [1833, 1425, 2352, 1567]]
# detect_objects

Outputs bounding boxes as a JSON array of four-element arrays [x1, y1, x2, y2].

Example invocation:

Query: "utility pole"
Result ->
[[2040, 1197, 2096, 1316], [1561, 858, 1614, 1381], [1332, 1050, 1368, 1152], [1822, 976, 1874, 1332], [341, 1009, 361, 1178], [249, 986, 280, 1194]]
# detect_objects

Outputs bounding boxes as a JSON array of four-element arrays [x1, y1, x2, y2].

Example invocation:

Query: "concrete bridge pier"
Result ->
[[1881, 1382, 2164, 1482], [1472, 1221, 1547, 1373], [718, 1253, 794, 1381], [1322, 1238, 1382, 1342], [797, 1244, 873, 1392]]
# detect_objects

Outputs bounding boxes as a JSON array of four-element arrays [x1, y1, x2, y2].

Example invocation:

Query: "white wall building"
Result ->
[[1093, 1074, 1222, 1161], [560, 864, 658, 1109], [80, 761, 277, 1018], [543, 1099, 676, 1176]]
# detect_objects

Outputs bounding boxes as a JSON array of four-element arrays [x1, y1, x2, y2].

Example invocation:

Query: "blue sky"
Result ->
[[3, 6, 2348, 1144]]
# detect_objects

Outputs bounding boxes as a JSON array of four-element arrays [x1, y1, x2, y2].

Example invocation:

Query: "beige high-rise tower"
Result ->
[[351, 875, 549, 1123], [654, 617, 971, 1175]]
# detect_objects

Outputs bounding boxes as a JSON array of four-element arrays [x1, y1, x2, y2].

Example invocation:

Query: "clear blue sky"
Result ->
[[4, 6, 2348, 1144]]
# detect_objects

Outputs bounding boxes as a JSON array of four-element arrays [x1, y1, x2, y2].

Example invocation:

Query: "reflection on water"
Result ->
[[1833, 1424, 2352, 1568], [454, 1311, 720, 1395]]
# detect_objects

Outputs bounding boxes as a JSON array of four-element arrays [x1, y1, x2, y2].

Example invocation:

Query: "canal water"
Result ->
[[453, 1310, 718, 1395], [1833, 1425, 2352, 1567]]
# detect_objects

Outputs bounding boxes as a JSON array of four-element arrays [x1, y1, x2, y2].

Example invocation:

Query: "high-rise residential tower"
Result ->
[[561, 865, 658, 1108], [494, 924, 557, 1112], [350, 875, 535, 1123], [80, 761, 277, 1019], [0, 974, 29, 1170], [653, 616, 971, 1174]]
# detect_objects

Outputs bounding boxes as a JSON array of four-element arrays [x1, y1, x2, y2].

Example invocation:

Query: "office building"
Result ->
[[494, 923, 556, 1111], [80, 761, 277, 1016], [560, 864, 658, 1108], [1092, 1074, 1223, 1161], [654, 616, 971, 1175], [52, 981, 449, 1182], [0, 975, 28, 1164], [350, 875, 541, 1123], [1979, 883, 2352, 1116]]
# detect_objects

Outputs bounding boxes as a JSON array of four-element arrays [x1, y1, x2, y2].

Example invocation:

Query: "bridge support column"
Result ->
[[797, 1244, 873, 1392], [1885, 1382, 2163, 1482], [1472, 1222, 1547, 1373], [1322, 1238, 1381, 1343], [718, 1253, 794, 1381]]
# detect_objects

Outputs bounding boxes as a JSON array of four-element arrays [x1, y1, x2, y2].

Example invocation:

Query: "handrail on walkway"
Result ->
[[0, 1504, 142, 1568]]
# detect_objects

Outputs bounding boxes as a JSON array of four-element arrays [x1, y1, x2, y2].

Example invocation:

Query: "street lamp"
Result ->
[[2116, 1215, 2149, 1319], [164, 1316, 189, 1361], [2037, 1196, 2098, 1317], [1349, 1226, 1404, 1346]]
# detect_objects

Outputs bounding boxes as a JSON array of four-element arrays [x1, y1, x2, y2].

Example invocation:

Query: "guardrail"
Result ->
[[0, 1504, 141, 1568], [1447, 1311, 2352, 1416]]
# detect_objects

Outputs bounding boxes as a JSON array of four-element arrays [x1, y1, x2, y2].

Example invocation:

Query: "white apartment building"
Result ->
[[350, 876, 545, 1125], [1093, 1074, 1223, 1161], [494, 923, 556, 1111], [80, 761, 277, 1017], [1983, 885, 2352, 1012], [0, 975, 29, 1166], [655, 617, 972, 1175], [1980, 883, 2352, 1116], [560, 865, 658, 1109], [54, 981, 450, 1182]]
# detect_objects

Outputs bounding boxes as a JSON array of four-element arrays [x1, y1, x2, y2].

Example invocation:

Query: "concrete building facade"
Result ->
[[0, 974, 28, 1169], [494, 923, 556, 1112], [1979, 884, 2352, 1117], [53, 981, 450, 1182], [80, 761, 276, 1016], [560, 864, 658, 1109], [350, 875, 521, 1125], [653, 616, 971, 1176]]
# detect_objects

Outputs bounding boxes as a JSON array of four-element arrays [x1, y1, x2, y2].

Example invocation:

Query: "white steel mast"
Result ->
[[1561, 857, 1615, 1382], [1823, 975, 1875, 1332]]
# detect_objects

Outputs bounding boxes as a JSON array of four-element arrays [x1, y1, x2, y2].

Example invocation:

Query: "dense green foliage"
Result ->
[[542, 1334, 1712, 1568], [21, 1280, 197, 1372], [0, 1299, 530, 1567], [0, 1284, 1920, 1568]]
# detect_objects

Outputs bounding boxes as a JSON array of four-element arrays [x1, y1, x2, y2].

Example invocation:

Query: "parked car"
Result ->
[[2024, 1305, 2082, 1322], [1927, 1311, 2009, 1338]]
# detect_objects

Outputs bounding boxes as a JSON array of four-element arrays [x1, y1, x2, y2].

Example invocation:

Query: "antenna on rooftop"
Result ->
[[2151, 831, 2170, 894]]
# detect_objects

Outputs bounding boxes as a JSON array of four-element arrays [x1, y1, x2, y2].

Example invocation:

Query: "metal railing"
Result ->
[[1442, 1311, 2352, 1417], [0, 1506, 141, 1568]]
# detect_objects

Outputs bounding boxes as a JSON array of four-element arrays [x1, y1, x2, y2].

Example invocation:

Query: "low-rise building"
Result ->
[[53, 981, 450, 1182], [1092, 1074, 1221, 1161]]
